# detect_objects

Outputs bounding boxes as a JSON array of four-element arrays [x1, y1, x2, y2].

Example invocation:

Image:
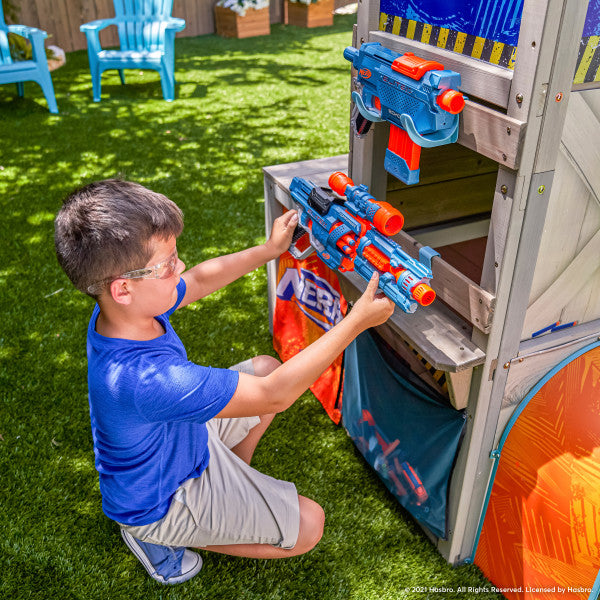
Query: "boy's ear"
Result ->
[[110, 279, 133, 305]]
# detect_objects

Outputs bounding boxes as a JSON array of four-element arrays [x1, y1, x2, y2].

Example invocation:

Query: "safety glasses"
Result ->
[[87, 249, 178, 295]]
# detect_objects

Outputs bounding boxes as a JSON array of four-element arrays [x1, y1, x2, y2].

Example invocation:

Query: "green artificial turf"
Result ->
[[0, 16, 503, 600]]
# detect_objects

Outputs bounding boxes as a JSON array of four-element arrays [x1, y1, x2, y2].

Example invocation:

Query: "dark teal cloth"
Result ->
[[342, 331, 466, 539]]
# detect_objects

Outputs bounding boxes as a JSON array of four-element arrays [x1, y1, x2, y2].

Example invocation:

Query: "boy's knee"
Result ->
[[251, 355, 281, 377], [295, 496, 325, 554]]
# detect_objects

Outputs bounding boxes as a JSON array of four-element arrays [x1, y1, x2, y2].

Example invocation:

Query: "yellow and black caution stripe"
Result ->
[[379, 13, 600, 85], [405, 341, 449, 397], [574, 36, 600, 85], [379, 13, 516, 70]]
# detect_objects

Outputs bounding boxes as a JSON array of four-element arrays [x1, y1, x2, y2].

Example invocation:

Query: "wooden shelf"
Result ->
[[263, 154, 487, 372]]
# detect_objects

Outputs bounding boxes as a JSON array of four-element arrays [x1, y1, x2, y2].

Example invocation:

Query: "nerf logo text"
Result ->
[[359, 68, 372, 79], [276, 268, 344, 331]]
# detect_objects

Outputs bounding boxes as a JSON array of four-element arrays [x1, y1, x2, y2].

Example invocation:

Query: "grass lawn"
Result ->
[[0, 15, 503, 599]]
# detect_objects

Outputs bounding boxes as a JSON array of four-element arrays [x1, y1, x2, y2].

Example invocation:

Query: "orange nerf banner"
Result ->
[[273, 252, 348, 424]]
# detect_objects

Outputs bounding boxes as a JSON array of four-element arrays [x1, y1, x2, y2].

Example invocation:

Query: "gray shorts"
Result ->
[[120, 359, 300, 549]]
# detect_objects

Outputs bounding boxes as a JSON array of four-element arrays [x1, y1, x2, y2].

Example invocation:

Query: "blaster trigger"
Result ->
[[288, 225, 315, 260]]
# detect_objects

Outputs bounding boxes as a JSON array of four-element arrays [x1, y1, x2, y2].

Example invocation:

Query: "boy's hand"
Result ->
[[349, 273, 395, 330], [265, 210, 299, 258]]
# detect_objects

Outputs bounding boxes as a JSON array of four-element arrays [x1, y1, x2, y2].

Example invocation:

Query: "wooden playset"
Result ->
[[264, 0, 600, 596]]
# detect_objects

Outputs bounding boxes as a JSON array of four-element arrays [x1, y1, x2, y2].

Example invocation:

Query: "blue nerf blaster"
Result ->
[[288, 171, 439, 314], [344, 42, 466, 185]]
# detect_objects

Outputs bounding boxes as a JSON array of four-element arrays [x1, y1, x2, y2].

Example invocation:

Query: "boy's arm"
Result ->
[[215, 274, 395, 418], [179, 211, 298, 308]]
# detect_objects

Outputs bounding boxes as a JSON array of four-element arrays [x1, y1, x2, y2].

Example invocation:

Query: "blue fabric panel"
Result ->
[[379, 0, 524, 46], [342, 331, 466, 539]]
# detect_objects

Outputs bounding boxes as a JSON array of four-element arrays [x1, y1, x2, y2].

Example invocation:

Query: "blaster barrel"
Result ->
[[328, 171, 404, 236]]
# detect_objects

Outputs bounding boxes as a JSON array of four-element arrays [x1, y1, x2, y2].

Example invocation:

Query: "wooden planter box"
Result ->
[[286, 0, 333, 28], [214, 6, 270, 39]]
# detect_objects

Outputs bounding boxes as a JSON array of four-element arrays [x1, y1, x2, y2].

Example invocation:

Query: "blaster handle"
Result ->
[[385, 125, 422, 186]]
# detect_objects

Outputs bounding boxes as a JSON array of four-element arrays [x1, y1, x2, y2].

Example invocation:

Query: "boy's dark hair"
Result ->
[[54, 179, 184, 298]]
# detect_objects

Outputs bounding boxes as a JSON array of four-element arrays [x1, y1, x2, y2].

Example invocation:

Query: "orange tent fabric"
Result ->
[[476, 345, 600, 599]]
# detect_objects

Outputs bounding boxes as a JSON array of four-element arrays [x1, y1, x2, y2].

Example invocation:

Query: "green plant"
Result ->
[[7, 32, 55, 62], [215, 0, 270, 16]]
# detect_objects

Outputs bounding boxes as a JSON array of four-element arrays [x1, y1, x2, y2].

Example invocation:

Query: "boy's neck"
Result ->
[[95, 304, 165, 341]]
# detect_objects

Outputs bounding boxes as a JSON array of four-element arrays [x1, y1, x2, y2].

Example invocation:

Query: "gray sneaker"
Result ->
[[120, 529, 202, 584]]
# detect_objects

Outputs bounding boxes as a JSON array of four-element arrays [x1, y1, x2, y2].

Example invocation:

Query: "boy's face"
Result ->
[[129, 235, 185, 317]]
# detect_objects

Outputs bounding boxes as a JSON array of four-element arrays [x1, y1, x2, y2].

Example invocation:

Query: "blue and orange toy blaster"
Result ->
[[288, 171, 439, 314], [344, 42, 466, 185], [358, 409, 429, 506]]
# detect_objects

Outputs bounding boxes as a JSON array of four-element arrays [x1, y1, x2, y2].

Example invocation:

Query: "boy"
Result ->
[[54, 179, 394, 584]]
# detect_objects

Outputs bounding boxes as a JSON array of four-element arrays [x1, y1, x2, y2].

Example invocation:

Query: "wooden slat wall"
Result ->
[[13, 0, 352, 52], [523, 89, 600, 337]]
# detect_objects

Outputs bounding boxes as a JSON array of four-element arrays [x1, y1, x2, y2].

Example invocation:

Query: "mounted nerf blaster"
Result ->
[[344, 42, 466, 185], [288, 171, 439, 314]]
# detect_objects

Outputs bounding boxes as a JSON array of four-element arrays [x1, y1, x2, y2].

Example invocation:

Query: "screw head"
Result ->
[[516, 93, 524, 104], [555, 92, 563, 102], [538, 185, 545, 194], [501, 185, 508, 194]]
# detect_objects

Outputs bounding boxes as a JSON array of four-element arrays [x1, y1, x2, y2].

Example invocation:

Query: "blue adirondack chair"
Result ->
[[80, 0, 185, 102], [0, 2, 58, 113]]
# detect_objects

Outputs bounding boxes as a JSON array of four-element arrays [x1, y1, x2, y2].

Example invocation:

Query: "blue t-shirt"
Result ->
[[86, 279, 239, 526]]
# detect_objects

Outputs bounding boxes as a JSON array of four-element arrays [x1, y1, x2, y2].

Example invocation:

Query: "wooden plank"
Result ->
[[264, 154, 349, 191], [32, 0, 57, 49], [459, 100, 525, 170], [447, 369, 473, 410], [527, 150, 591, 302], [373, 330, 450, 398], [394, 230, 495, 333], [478, 167, 520, 296], [264, 178, 286, 331], [410, 217, 490, 249], [369, 30, 514, 110], [524, 228, 600, 336], [53, 0, 76, 55], [434, 237, 487, 285], [386, 144, 498, 192], [286, 0, 333, 28], [339, 270, 486, 372], [387, 172, 496, 230], [530, 1, 591, 173], [215, 6, 270, 39], [351, 0, 388, 199], [561, 92, 600, 205]]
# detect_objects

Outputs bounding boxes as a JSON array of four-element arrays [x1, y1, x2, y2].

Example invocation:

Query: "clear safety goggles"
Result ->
[[87, 249, 178, 295]]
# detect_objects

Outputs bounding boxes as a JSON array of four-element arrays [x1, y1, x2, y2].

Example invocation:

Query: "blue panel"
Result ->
[[379, 0, 524, 46], [342, 331, 466, 539], [584, 0, 600, 37]]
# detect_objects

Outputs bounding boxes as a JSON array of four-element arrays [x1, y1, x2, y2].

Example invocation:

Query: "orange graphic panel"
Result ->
[[272, 252, 348, 423], [476, 345, 600, 599]]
